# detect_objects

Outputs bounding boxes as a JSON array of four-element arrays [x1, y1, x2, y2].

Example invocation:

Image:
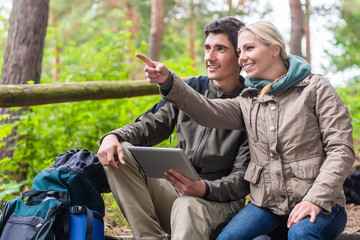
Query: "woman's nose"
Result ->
[[238, 53, 247, 65]]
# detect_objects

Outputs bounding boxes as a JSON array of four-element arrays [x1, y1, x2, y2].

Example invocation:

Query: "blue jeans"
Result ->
[[216, 202, 347, 240]]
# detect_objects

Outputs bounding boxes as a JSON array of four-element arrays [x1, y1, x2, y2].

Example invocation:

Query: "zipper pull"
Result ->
[[36, 222, 43, 228]]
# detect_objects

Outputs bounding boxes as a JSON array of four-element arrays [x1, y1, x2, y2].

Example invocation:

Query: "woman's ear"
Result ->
[[271, 44, 281, 57]]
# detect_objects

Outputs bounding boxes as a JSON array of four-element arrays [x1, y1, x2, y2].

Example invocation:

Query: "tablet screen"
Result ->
[[127, 146, 200, 181]]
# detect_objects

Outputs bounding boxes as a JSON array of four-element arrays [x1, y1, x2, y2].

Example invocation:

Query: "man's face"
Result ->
[[203, 33, 240, 83]]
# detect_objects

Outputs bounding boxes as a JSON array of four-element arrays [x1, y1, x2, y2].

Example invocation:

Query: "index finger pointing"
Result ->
[[135, 53, 156, 68]]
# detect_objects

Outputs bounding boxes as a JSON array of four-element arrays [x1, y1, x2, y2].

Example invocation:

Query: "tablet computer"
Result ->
[[127, 146, 200, 181]]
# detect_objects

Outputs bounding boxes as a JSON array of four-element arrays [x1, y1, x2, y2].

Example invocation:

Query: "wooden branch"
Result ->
[[0, 80, 159, 107]]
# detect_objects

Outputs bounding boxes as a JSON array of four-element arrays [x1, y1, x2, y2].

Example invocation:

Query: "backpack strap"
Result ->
[[69, 206, 94, 240], [22, 190, 69, 207]]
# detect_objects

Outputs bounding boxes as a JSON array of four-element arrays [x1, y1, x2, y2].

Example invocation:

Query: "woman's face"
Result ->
[[237, 30, 277, 80]]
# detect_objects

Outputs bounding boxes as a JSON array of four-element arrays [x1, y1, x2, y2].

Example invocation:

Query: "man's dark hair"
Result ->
[[204, 17, 245, 55]]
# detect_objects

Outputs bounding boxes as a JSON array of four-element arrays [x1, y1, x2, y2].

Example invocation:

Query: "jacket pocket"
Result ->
[[244, 161, 270, 206], [288, 157, 322, 200], [244, 161, 263, 184]]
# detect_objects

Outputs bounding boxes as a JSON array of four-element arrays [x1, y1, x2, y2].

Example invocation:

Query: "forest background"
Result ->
[[0, 0, 359, 235]]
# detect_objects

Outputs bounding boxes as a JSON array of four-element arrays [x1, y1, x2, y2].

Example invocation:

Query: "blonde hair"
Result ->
[[238, 20, 289, 97]]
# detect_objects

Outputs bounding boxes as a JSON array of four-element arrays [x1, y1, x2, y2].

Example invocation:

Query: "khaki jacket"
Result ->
[[163, 72, 355, 215]]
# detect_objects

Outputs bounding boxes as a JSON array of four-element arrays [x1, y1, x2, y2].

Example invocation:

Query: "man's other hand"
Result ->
[[97, 134, 125, 170]]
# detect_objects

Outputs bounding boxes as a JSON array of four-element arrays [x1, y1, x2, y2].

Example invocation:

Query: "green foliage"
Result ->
[[0, 7, 10, 77], [42, 25, 143, 83], [0, 14, 194, 198], [326, 0, 360, 79], [0, 121, 11, 142], [103, 192, 130, 231], [0, 179, 32, 202], [0, 95, 180, 201], [337, 84, 360, 154]]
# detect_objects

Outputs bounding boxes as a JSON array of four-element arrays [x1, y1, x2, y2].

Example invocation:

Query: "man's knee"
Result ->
[[103, 165, 116, 178], [172, 196, 205, 216]]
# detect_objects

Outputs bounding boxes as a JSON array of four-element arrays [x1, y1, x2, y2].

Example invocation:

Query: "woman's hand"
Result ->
[[287, 201, 321, 228], [135, 53, 170, 84]]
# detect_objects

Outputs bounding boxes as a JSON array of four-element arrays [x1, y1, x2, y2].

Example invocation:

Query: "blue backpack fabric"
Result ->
[[0, 149, 109, 240]]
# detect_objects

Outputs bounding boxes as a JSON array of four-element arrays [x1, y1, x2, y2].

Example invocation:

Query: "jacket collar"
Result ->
[[241, 74, 314, 98], [208, 75, 245, 99]]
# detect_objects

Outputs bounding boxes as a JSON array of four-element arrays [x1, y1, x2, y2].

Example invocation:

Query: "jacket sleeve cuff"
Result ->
[[159, 71, 174, 96], [203, 181, 210, 199], [302, 185, 334, 213], [100, 132, 124, 145]]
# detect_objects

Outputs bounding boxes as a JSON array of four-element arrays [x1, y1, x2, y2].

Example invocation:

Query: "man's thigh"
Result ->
[[171, 196, 245, 240], [147, 177, 180, 233]]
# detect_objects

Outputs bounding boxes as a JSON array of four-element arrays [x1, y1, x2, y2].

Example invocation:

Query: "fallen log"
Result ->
[[0, 81, 159, 107]]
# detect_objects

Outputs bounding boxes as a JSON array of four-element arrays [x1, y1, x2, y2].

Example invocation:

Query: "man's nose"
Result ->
[[205, 49, 216, 61]]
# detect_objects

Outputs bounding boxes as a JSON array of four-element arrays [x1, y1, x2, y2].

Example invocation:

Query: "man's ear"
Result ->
[[271, 44, 281, 57]]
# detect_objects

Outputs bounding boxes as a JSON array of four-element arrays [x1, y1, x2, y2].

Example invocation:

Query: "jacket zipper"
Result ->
[[7, 218, 44, 228], [193, 127, 211, 170]]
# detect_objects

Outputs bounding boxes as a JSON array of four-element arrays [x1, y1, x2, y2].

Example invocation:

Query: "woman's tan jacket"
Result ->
[[162, 72, 355, 215]]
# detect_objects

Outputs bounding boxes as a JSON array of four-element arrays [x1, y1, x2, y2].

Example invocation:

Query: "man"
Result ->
[[97, 16, 250, 240]]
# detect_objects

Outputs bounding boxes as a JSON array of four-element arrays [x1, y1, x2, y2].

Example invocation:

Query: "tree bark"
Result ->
[[289, 0, 304, 57], [148, 0, 164, 61], [304, 0, 311, 64], [49, 9, 61, 82], [0, 81, 159, 108], [1, 0, 49, 85], [0, 0, 49, 164], [227, 0, 233, 14], [189, 0, 197, 68]]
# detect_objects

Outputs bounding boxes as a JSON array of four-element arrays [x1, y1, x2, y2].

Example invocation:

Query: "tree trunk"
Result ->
[[1, 0, 49, 85], [304, 0, 311, 64], [0, 81, 159, 108], [148, 0, 164, 61], [227, 0, 233, 13], [49, 9, 61, 82], [237, 0, 245, 7], [0, 0, 49, 167], [125, 1, 140, 39], [189, 0, 197, 68], [289, 0, 304, 57]]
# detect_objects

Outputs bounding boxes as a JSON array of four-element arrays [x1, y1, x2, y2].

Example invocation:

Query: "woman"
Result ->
[[136, 20, 354, 240]]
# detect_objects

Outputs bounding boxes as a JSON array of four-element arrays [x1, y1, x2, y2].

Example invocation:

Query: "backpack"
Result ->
[[344, 170, 360, 205], [0, 149, 110, 240]]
